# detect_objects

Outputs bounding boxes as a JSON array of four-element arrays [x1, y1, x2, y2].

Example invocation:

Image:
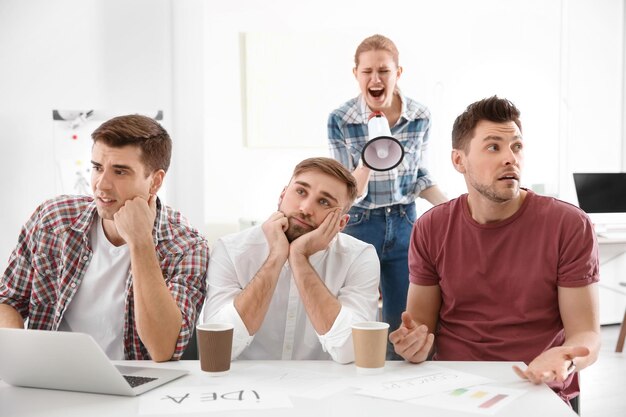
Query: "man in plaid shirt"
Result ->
[[0, 115, 209, 362]]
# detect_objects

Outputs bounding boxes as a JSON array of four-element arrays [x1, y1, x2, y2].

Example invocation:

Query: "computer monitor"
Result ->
[[573, 172, 626, 231]]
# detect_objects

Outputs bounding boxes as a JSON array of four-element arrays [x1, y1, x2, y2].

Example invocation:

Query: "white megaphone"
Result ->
[[361, 111, 405, 171]]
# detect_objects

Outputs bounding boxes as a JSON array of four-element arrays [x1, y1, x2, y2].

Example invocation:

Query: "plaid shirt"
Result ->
[[328, 92, 435, 209], [0, 195, 209, 360]]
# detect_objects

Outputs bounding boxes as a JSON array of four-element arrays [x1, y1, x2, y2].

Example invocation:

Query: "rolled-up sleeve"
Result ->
[[327, 113, 353, 169], [328, 112, 369, 203], [202, 238, 254, 360], [413, 119, 436, 196], [317, 244, 380, 363], [166, 238, 210, 360], [205, 300, 253, 359], [0, 205, 43, 319]]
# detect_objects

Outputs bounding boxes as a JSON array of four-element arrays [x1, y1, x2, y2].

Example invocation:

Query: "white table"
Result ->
[[0, 360, 577, 417]]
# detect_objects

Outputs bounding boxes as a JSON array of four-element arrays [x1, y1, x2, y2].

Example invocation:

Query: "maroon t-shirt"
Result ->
[[409, 190, 599, 401]]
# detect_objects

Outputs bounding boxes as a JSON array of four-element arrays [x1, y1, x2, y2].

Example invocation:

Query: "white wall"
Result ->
[[0, 0, 624, 261], [201, 0, 624, 238], [559, 0, 625, 202], [0, 0, 172, 260]]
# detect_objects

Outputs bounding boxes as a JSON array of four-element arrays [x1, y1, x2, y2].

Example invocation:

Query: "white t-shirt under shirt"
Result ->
[[59, 215, 129, 359]]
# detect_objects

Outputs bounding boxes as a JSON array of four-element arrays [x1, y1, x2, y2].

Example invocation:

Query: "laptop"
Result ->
[[573, 172, 626, 237], [573, 172, 626, 214], [0, 328, 189, 396]]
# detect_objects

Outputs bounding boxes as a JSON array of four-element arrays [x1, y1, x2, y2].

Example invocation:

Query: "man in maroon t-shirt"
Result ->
[[389, 96, 600, 407]]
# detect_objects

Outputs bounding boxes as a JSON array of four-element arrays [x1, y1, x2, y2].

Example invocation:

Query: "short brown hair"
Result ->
[[354, 34, 400, 68], [292, 157, 358, 209], [91, 114, 172, 175], [452, 96, 522, 152]]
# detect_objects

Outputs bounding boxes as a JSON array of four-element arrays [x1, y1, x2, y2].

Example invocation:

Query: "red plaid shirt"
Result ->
[[0, 195, 208, 360]]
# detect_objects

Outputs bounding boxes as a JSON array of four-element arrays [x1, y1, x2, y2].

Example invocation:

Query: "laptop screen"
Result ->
[[573, 173, 626, 213]]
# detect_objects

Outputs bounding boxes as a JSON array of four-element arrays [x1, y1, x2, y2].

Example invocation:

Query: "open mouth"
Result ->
[[97, 196, 117, 205], [368, 87, 384, 98]]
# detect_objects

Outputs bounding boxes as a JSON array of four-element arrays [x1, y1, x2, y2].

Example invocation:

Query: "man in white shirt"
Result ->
[[203, 157, 380, 363]]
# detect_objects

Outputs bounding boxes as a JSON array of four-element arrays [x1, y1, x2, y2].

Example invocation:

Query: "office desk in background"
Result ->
[[0, 360, 576, 417]]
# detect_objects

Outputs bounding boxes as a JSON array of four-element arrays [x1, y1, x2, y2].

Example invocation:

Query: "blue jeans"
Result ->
[[343, 202, 417, 360]]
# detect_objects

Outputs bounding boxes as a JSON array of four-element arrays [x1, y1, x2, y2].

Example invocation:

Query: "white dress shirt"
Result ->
[[202, 225, 380, 364]]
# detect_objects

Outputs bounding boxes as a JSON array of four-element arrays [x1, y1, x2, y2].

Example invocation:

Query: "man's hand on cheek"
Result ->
[[290, 208, 342, 258], [262, 211, 290, 262], [114, 195, 156, 245]]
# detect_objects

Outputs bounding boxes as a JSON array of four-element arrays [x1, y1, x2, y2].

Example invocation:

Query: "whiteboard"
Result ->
[[241, 31, 358, 148]]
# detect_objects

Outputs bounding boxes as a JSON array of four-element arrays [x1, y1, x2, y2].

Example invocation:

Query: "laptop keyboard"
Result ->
[[123, 375, 158, 388]]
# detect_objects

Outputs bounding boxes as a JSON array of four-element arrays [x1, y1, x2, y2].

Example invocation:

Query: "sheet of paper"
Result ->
[[408, 385, 527, 415], [238, 364, 349, 399], [354, 363, 494, 401], [139, 385, 292, 415]]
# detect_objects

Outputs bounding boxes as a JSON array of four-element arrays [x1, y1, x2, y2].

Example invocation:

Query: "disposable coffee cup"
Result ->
[[352, 321, 389, 375], [196, 323, 234, 376]]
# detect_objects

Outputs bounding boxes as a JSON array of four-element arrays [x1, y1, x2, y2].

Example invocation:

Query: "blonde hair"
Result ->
[[354, 34, 400, 68]]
